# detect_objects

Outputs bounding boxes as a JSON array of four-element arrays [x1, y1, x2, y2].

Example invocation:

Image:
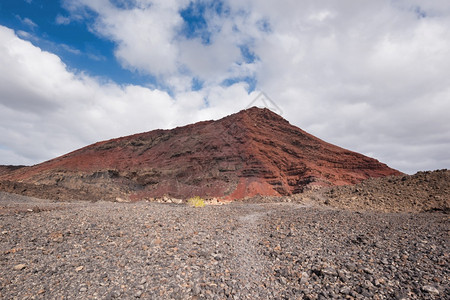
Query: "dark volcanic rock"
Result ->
[[0, 165, 26, 176], [306, 169, 450, 212], [0, 107, 401, 201]]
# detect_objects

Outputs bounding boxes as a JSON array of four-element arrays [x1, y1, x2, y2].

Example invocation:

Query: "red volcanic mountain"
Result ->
[[0, 107, 402, 201]]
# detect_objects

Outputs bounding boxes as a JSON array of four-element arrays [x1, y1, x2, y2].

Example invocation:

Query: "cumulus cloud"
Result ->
[[0, 25, 252, 165], [229, 0, 450, 173], [63, 0, 263, 89], [64, 0, 189, 77], [0, 26, 175, 164], [55, 14, 72, 25], [1, 0, 450, 174], [17, 16, 38, 29]]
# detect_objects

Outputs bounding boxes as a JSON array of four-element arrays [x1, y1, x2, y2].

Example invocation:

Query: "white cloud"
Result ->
[[55, 14, 72, 25], [15, 30, 32, 39], [60, 44, 82, 55], [64, 0, 261, 88], [0, 25, 251, 165], [0, 26, 175, 164], [65, 0, 189, 77], [179, 37, 241, 82], [22, 17, 37, 29], [230, 0, 450, 174]]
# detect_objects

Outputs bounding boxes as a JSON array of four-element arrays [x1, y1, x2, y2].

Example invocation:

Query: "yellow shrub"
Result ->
[[187, 196, 205, 207]]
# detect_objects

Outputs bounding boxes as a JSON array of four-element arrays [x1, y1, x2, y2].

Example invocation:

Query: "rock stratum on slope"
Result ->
[[0, 107, 401, 201]]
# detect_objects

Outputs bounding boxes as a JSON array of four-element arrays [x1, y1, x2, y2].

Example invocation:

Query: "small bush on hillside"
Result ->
[[187, 196, 205, 207]]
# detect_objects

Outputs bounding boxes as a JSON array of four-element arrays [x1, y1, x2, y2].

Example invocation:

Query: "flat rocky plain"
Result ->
[[1, 191, 448, 299]]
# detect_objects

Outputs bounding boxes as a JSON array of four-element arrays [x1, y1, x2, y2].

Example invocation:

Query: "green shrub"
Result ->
[[187, 196, 205, 207]]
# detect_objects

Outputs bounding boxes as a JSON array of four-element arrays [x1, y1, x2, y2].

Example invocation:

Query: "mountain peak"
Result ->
[[1, 108, 402, 201], [232, 106, 287, 123]]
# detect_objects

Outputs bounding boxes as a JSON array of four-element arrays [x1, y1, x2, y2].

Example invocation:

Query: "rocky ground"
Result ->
[[1, 192, 448, 299], [1, 170, 448, 212], [294, 170, 450, 213]]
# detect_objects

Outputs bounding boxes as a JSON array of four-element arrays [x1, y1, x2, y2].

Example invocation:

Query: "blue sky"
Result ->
[[0, 1, 120, 79], [0, 0, 450, 174], [0, 0, 234, 89]]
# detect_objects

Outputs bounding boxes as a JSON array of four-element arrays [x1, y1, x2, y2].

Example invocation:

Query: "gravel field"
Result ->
[[0, 192, 448, 299]]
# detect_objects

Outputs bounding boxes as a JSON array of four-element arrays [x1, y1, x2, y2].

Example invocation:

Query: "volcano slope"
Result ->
[[0, 107, 401, 201]]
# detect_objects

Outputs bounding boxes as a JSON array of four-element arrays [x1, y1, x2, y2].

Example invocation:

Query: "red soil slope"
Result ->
[[0, 107, 402, 200]]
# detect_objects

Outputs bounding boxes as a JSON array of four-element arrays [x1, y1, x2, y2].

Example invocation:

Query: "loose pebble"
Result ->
[[13, 264, 26, 270], [0, 193, 448, 299]]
